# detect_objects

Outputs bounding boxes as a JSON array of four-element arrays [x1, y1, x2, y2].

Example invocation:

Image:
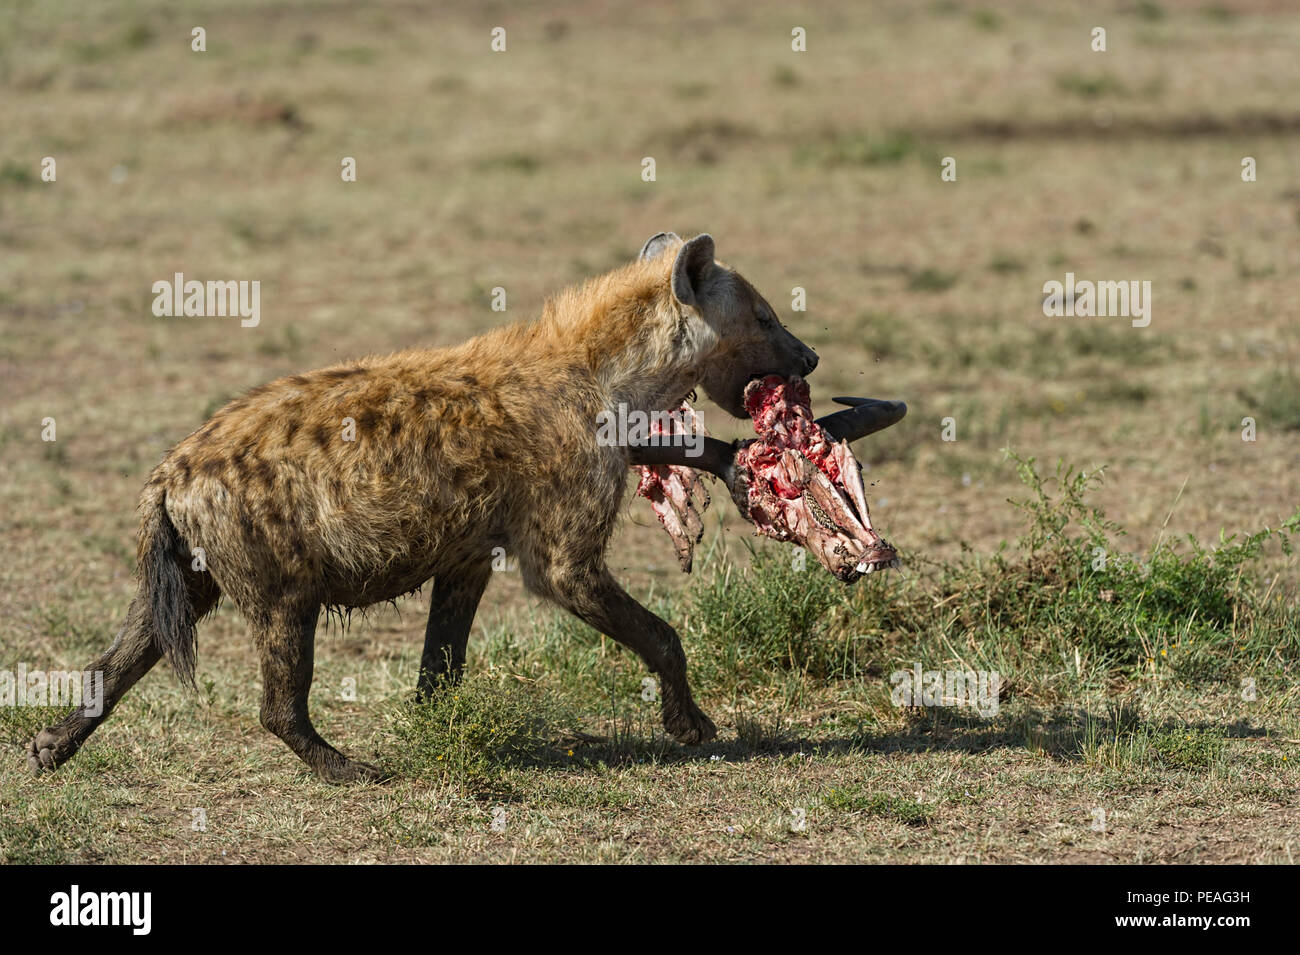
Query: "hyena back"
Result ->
[[29, 233, 818, 782]]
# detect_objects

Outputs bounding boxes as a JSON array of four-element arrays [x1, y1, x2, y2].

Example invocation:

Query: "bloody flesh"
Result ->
[[634, 376, 897, 581], [633, 402, 710, 572]]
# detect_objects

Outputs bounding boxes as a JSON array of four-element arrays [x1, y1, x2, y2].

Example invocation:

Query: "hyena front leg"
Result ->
[[416, 565, 491, 698], [529, 563, 716, 745], [250, 602, 383, 784]]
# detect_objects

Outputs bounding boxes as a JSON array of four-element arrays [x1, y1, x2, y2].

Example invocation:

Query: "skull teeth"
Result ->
[[855, 556, 903, 575]]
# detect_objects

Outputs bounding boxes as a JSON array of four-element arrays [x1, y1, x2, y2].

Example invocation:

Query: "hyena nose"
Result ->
[[800, 350, 819, 376]]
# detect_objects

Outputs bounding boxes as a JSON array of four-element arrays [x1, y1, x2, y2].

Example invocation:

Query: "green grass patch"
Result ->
[[1238, 369, 1300, 432], [1056, 72, 1128, 99], [823, 787, 930, 825], [907, 268, 960, 293], [385, 673, 568, 786], [797, 130, 918, 167]]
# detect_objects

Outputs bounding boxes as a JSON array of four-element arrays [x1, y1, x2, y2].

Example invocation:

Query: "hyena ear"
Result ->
[[639, 232, 682, 261], [670, 233, 716, 308]]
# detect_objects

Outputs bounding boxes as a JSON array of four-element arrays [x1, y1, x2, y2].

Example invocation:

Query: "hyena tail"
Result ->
[[138, 496, 200, 690], [28, 493, 219, 773]]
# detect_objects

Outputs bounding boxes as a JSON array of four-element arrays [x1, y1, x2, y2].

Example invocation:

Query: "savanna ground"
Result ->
[[1, 0, 1298, 864]]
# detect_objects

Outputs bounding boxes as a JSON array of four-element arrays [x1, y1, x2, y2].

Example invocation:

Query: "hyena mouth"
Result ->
[[633, 375, 904, 582]]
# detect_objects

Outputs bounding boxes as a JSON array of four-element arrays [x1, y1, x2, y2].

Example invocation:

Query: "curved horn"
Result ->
[[627, 436, 740, 485], [816, 397, 907, 443], [627, 397, 906, 503]]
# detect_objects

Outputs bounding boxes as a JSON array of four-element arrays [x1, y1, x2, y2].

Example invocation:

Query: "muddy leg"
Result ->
[[28, 581, 218, 774], [252, 602, 382, 784], [416, 566, 490, 698]]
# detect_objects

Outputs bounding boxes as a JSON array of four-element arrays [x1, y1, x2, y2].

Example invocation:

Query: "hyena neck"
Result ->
[[539, 257, 706, 414], [610, 371, 699, 416], [592, 316, 703, 415]]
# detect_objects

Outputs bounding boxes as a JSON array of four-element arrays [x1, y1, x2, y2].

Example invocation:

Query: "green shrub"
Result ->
[[688, 543, 850, 682], [386, 674, 566, 785]]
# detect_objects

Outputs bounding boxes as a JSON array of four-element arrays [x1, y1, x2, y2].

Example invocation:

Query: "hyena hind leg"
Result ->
[[416, 566, 491, 699], [28, 578, 218, 774], [252, 602, 385, 784]]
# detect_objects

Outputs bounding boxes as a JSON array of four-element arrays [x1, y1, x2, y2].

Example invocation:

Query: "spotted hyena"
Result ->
[[27, 232, 819, 782]]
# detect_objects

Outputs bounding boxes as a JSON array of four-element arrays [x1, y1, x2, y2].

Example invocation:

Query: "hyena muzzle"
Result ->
[[28, 232, 821, 782]]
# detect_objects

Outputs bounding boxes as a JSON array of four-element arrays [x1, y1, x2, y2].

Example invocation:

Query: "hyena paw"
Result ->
[[27, 727, 76, 775], [317, 757, 388, 785], [665, 704, 717, 746]]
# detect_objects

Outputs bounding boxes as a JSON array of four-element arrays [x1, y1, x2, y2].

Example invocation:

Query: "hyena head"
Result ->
[[640, 232, 819, 419]]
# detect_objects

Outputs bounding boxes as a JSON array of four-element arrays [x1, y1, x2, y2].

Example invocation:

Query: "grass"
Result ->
[[821, 788, 930, 825], [387, 675, 566, 786], [796, 130, 919, 167], [6, 454, 1274, 862], [907, 268, 960, 293], [1238, 370, 1300, 432], [1056, 73, 1129, 99], [688, 544, 847, 684]]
